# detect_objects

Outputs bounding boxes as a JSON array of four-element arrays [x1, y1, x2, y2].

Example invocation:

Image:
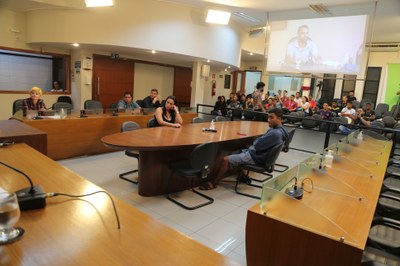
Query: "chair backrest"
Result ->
[[352, 100, 360, 109], [13, 99, 24, 114], [110, 102, 118, 109], [243, 109, 255, 120], [84, 100, 103, 110], [382, 116, 396, 128], [147, 118, 158, 128], [52, 102, 73, 113], [361, 99, 374, 110], [375, 103, 389, 114], [215, 116, 227, 122], [283, 129, 296, 152], [57, 96, 72, 105], [121, 121, 141, 132], [361, 129, 388, 141], [264, 143, 285, 168], [136, 99, 143, 108], [192, 117, 204, 123], [189, 142, 219, 172]]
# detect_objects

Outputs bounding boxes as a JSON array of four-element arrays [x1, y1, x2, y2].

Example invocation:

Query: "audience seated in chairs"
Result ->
[[200, 108, 288, 190], [330, 101, 340, 117]]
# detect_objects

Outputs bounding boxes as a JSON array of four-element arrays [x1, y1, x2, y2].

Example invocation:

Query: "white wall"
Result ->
[[133, 63, 174, 101], [25, 0, 242, 68]]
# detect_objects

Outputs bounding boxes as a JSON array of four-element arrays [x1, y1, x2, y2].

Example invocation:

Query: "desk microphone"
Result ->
[[0, 162, 46, 210], [202, 128, 217, 132], [284, 177, 303, 200]]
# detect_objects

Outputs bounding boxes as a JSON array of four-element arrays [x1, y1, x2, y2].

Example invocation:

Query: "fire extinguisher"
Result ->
[[212, 80, 216, 96]]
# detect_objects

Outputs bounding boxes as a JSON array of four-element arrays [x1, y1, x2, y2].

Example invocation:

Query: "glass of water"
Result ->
[[0, 192, 22, 244], [59, 108, 67, 119]]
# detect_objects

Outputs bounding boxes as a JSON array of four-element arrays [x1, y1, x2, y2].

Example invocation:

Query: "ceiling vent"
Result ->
[[249, 27, 266, 38], [365, 43, 400, 51]]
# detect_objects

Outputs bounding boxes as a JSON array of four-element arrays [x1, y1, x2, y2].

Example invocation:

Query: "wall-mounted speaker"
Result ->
[[201, 64, 210, 77]]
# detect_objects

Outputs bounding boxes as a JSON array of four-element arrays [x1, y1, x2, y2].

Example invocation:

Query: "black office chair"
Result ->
[[12, 99, 24, 115], [110, 102, 118, 110], [52, 102, 73, 114], [84, 100, 103, 110], [167, 142, 219, 210], [147, 118, 158, 128], [235, 143, 284, 199], [57, 96, 72, 105], [215, 116, 227, 122], [366, 216, 400, 258], [274, 128, 296, 172], [135, 100, 143, 108], [119, 121, 141, 184], [192, 117, 204, 123]]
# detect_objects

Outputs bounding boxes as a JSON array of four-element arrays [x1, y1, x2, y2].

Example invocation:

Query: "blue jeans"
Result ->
[[338, 125, 355, 135]]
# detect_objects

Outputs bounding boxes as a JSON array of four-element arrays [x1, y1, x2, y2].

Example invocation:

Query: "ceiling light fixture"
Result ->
[[72, 43, 79, 47], [85, 0, 114, 8], [206, 9, 231, 25], [232, 12, 261, 23], [151, 50, 156, 54], [207, 59, 210, 63]]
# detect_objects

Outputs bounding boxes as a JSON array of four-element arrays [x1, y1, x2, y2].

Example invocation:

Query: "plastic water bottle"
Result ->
[[357, 131, 363, 141], [210, 119, 215, 130], [324, 150, 334, 168]]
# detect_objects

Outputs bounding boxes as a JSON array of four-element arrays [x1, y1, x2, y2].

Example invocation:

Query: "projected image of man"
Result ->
[[285, 25, 320, 67]]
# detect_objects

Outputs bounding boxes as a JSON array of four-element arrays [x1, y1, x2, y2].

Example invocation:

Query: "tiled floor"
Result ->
[[58, 148, 310, 265]]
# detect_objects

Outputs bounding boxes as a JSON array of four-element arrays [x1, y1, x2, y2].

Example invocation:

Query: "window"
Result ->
[[0, 47, 70, 93]]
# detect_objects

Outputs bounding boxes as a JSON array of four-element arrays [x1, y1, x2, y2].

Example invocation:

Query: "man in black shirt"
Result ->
[[142, 89, 162, 108]]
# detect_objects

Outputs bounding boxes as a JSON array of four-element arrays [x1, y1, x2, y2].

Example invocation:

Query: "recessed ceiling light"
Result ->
[[72, 43, 79, 47], [228, 66, 231, 69], [151, 50, 156, 54], [206, 10, 231, 25], [207, 59, 210, 63], [249, 52, 253, 56], [85, 0, 113, 7]]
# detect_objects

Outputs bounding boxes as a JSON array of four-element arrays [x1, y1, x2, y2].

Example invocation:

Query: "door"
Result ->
[[92, 55, 134, 109], [173, 67, 192, 107]]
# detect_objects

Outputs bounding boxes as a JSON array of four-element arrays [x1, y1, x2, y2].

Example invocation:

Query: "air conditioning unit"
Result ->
[[249, 27, 265, 38], [365, 42, 400, 52]]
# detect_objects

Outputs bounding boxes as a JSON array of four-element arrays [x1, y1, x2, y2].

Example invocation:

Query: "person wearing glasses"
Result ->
[[117, 91, 141, 110], [22, 86, 46, 116]]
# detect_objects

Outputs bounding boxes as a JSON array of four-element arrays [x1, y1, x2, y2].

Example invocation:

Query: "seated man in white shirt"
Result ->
[[339, 101, 356, 124]]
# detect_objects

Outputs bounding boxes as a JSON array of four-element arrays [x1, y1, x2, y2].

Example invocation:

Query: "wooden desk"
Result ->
[[24, 111, 196, 160], [0, 120, 47, 155], [0, 143, 236, 265], [101, 121, 268, 196], [245, 137, 392, 266]]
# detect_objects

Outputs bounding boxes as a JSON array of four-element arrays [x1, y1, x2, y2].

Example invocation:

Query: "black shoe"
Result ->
[[237, 173, 251, 184]]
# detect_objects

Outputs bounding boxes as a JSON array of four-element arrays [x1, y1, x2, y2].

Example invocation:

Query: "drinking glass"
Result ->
[[0, 192, 22, 244], [59, 108, 67, 119]]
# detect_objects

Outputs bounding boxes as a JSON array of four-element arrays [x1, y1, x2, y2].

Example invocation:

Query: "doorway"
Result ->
[[92, 55, 134, 109]]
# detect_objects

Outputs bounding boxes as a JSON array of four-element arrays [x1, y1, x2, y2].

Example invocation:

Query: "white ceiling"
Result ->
[[1, 0, 399, 68]]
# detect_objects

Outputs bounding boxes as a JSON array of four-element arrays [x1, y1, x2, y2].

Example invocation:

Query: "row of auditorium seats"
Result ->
[[362, 130, 400, 265]]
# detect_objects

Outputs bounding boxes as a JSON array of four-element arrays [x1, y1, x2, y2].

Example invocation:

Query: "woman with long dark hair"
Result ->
[[153, 96, 183, 128]]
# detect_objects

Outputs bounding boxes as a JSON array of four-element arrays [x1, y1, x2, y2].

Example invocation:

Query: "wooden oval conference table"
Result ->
[[101, 121, 268, 196]]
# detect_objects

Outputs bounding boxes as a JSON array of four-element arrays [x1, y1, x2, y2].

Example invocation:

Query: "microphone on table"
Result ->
[[0, 161, 46, 210], [284, 177, 303, 200], [202, 128, 217, 132]]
